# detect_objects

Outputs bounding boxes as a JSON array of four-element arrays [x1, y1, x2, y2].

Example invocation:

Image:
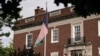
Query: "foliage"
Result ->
[[13, 45, 40, 56], [54, 0, 100, 17], [0, 0, 22, 27], [0, 42, 14, 56], [0, 0, 22, 36], [0, 32, 10, 37], [1, 41, 40, 56]]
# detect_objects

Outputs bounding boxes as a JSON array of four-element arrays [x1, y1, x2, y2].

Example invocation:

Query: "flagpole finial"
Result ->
[[46, 1, 47, 6], [46, 1, 47, 3], [46, 1, 47, 4]]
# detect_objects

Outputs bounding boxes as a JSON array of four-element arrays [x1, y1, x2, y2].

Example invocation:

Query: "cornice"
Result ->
[[14, 14, 76, 31]]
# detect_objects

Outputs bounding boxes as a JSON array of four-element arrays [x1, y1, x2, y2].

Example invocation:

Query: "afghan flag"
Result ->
[[34, 9, 48, 47]]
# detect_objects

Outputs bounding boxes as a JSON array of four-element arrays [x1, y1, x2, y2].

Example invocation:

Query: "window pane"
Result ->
[[27, 34, 32, 47], [28, 40, 32, 47], [74, 25, 81, 41], [52, 29, 59, 42], [28, 35, 32, 39]]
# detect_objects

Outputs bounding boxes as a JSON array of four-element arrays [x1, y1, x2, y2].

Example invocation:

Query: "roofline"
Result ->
[[13, 13, 76, 31]]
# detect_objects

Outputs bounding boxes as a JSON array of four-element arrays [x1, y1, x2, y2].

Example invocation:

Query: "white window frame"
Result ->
[[71, 22, 83, 42], [51, 28, 59, 43], [98, 47, 100, 56], [51, 52, 59, 56], [98, 20, 100, 36], [26, 33, 33, 49], [73, 24, 81, 41]]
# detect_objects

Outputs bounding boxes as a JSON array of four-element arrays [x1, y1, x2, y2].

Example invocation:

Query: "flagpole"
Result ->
[[44, 35, 46, 56], [44, 2, 47, 56]]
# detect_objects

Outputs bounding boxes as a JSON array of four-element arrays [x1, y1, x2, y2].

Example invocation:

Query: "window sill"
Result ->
[[26, 47, 31, 49], [51, 41, 59, 43]]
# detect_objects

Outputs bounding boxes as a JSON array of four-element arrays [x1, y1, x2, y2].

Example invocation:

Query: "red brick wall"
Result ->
[[84, 18, 100, 56], [14, 18, 100, 56], [14, 32, 26, 50], [14, 30, 41, 49], [14, 23, 71, 56], [33, 24, 71, 56]]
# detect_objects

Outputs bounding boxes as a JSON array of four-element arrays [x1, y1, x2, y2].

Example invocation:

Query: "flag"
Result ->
[[34, 8, 48, 47]]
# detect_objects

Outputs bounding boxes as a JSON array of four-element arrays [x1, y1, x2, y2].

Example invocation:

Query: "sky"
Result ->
[[0, 26, 13, 47], [20, 0, 64, 18], [1, 0, 65, 47]]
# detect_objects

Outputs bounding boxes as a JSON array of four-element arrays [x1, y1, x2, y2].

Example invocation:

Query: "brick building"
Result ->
[[13, 7, 100, 56]]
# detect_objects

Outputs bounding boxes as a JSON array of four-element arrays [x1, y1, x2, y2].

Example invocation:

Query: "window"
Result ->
[[51, 28, 59, 43], [51, 52, 59, 56], [71, 22, 83, 42], [26, 33, 33, 49], [98, 20, 100, 36], [74, 25, 81, 41], [71, 50, 82, 56]]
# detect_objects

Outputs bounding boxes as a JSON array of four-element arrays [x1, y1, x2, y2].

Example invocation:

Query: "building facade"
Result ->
[[14, 7, 100, 56]]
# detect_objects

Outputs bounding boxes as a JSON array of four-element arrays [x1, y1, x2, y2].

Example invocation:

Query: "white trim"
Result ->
[[98, 20, 100, 36], [14, 15, 100, 34], [98, 47, 100, 55], [71, 21, 83, 43], [49, 10, 61, 17], [51, 52, 59, 56], [65, 45, 92, 56], [25, 17, 35, 23], [26, 33, 33, 49], [51, 28, 59, 43], [72, 24, 81, 38]]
